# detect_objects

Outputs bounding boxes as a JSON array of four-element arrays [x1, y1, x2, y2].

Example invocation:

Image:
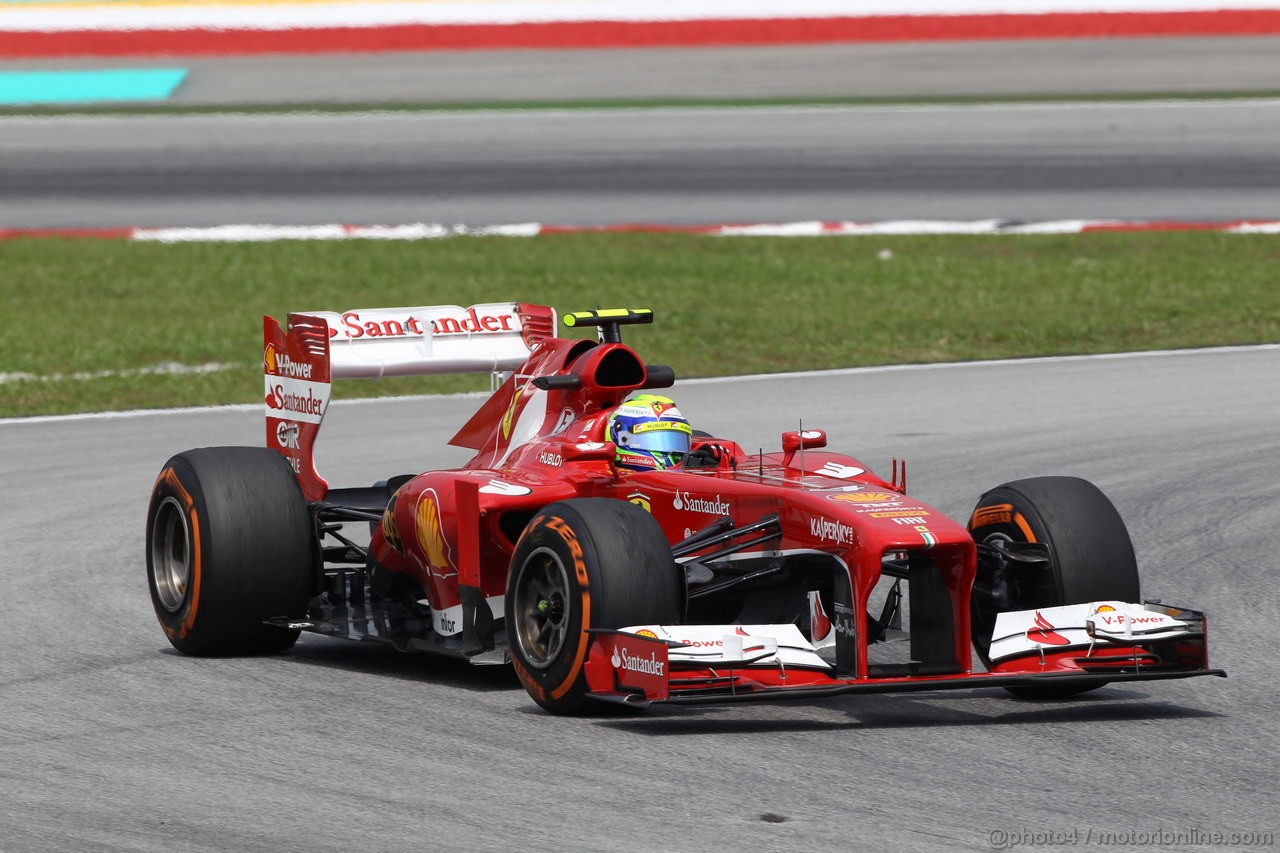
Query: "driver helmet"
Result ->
[[608, 394, 692, 471]]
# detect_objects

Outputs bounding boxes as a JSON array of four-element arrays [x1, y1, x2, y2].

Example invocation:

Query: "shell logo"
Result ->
[[415, 490, 452, 572], [264, 343, 278, 374], [380, 491, 403, 552], [637, 629, 658, 639], [828, 491, 898, 504], [1096, 604, 1117, 613]]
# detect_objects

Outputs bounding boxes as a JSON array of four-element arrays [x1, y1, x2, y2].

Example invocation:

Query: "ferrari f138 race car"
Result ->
[[146, 302, 1224, 713]]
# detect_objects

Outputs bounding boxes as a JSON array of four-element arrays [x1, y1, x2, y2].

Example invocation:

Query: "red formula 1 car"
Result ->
[[145, 302, 1224, 713]]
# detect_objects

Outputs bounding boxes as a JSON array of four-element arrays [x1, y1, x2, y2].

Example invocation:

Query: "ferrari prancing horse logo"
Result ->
[[500, 380, 525, 440]]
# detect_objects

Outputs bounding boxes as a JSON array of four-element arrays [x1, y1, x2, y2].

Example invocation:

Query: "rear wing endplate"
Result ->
[[264, 302, 556, 499]]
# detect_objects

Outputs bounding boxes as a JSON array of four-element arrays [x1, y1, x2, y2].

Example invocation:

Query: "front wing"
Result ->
[[583, 602, 1224, 707]]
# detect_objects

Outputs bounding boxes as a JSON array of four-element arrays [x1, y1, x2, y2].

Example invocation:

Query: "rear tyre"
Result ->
[[968, 476, 1140, 699], [506, 499, 682, 714], [146, 447, 314, 655]]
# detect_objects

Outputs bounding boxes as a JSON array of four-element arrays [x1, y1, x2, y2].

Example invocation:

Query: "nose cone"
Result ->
[[818, 488, 972, 551]]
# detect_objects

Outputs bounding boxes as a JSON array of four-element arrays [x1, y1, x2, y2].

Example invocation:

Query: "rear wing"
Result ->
[[313, 303, 556, 379], [264, 302, 557, 499]]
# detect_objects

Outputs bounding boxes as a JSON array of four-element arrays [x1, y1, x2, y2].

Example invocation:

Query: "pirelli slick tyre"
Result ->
[[506, 498, 682, 715], [968, 476, 1140, 699], [146, 447, 313, 656]]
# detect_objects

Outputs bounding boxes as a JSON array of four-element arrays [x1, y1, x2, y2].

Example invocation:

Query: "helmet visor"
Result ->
[[629, 424, 691, 455]]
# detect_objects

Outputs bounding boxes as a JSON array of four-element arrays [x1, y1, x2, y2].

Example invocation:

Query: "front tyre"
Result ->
[[969, 476, 1140, 699], [146, 447, 314, 655], [506, 499, 682, 714]]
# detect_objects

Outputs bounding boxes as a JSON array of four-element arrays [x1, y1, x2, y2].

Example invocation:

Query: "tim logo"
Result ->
[[275, 421, 301, 449]]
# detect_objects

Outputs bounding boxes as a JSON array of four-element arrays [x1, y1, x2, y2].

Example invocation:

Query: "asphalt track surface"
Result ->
[[3, 36, 1280, 228], [2, 348, 1277, 852], [5, 97, 1280, 227]]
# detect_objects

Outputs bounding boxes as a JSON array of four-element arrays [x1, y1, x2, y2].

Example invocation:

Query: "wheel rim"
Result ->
[[512, 546, 571, 670], [152, 496, 192, 612], [971, 531, 1015, 655]]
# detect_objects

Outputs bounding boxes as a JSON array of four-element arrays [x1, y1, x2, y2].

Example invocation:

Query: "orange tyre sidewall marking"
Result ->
[[970, 503, 1012, 528], [155, 467, 203, 640], [972, 503, 1037, 543], [543, 515, 590, 701], [1012, 511, 1036, 543], [511, 657, 547, 703]]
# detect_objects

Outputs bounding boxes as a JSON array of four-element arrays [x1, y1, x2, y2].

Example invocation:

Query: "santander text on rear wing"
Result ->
[[263, 302, 556, 499], [314, 303, 556, 379]]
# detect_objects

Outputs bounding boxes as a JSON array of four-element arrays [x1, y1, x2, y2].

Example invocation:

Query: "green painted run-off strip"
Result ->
[[0, 68, 187, 104]]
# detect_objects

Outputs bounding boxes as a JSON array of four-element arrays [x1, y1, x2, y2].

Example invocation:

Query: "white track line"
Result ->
[[4, 344, 1277, 426], [0, 362, 241, 385], [132, 223, 541, 242], [120, 217, 1280, 242]]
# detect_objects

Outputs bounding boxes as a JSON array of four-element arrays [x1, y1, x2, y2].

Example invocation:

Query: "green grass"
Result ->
[[2, 232, 1278, 418], [3, 90, 1280, 118]]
